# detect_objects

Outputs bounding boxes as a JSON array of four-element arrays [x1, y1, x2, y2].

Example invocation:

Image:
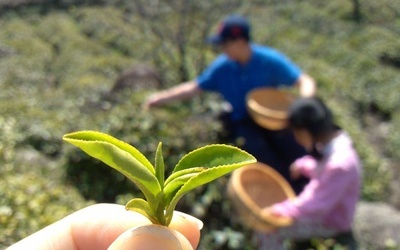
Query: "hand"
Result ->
[[261, 206, 282, 218], [261, 206, 293, 226], [261, 206, 274, 216], [7, 203, 202, 250], [296, 73, 316, 97], [143, 93, 162, 110], [143, 81, 201, 110], [289, 163, 302, 180]]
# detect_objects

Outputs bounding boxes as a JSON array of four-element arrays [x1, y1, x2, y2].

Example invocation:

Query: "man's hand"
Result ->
[[143, 81, 202, 110]]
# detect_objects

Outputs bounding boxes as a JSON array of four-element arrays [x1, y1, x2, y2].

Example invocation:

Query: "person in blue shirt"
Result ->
[[144, 14, 316, 194]]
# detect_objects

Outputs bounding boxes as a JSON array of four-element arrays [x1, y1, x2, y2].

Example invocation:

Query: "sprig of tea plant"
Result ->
[[63, 130, 256, 226]]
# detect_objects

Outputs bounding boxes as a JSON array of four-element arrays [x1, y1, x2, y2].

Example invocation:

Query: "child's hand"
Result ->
[[261, 206, 273, 216], [262, 206, 283, 218], [261, 205, 294, 226], [290, 163, 302, 180]]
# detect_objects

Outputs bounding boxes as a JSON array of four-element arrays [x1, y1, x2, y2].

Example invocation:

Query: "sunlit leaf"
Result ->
[[63, 131, 161, 208], [165, 144, 256, 224], [64, 131, 255, 226], [173, 144, 255, 172], [155, 142, 165, 189], [126, 198, 160, 224]]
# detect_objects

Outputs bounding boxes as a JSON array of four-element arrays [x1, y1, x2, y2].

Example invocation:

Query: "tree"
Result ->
[[351, 0, 362, 22], [126, 0, 250, 83]]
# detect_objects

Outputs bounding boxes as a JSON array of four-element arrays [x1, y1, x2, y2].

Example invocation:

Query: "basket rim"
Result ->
[[247, 99, 288, 119], [246, 87, 294, 120], [230, 163, 296, 226]]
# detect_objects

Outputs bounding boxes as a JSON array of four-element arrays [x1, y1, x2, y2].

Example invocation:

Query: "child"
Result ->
[[257, 97, 361, 249]]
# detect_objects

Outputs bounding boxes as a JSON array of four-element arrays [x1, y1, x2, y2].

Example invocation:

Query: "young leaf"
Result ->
[[63, 131, 256, 227], [155, 142, 165, 189], [163, 172, 199, 206], [164, 167, 206, 186], [63, 131, 162, 208], [173, 144, 255, 172], [64, 131, 155, 172], [164, 144, 256, 224], [126, 198, 162, 225]]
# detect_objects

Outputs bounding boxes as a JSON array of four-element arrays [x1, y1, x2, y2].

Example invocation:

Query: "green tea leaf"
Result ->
[[164, 167, 205, 186], [163, 172, 199, 206], [165, 144, 256, 224], [155, 142, 165, 189], [173, 144, 256, 172], [63, 132, 255, 227], [126, 198, 160, 224], [63, 131, 161, 207]]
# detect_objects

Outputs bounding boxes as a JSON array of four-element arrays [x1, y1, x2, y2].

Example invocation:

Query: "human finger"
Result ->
[[7, 204, 202, 250], [167, 211, 203, 248], [7, 203, 150, 250], [108, 211, 202, 250]]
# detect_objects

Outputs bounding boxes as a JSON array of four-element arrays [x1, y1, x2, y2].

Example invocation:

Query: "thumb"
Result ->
[[108, 211, 202, 250], [108, 225, 193, 250]]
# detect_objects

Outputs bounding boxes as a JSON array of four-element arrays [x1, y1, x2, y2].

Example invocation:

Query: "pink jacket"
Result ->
[[272, 132, 361, 231]]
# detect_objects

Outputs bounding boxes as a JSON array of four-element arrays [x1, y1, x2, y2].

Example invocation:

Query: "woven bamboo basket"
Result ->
[[246, 88, 295, 130], [228, 162, 296, 232]]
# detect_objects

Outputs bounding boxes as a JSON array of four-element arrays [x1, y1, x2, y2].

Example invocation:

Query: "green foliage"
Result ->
[[388, 113, 400, 161], [0, 170, 92, 248], [63, 130, 256, 225], [72, 7, 138, 57]]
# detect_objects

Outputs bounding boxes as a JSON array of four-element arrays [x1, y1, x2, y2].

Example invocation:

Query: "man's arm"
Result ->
[[294, 73, 316, 97], [144, 81, 202, 109]]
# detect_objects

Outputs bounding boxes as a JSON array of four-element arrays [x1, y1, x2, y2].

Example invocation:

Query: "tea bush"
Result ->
[[0, 171, 92, 248]]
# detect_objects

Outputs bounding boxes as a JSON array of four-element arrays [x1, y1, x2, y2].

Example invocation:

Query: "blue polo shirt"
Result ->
[[197, 44, 301, 121]]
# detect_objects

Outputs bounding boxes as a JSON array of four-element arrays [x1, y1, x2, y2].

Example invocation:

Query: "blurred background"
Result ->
[[1, 0, 399, 249]]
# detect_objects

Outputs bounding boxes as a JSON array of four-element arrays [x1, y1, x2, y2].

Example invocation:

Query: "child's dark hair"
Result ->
[[288, 97, 334, 139]]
